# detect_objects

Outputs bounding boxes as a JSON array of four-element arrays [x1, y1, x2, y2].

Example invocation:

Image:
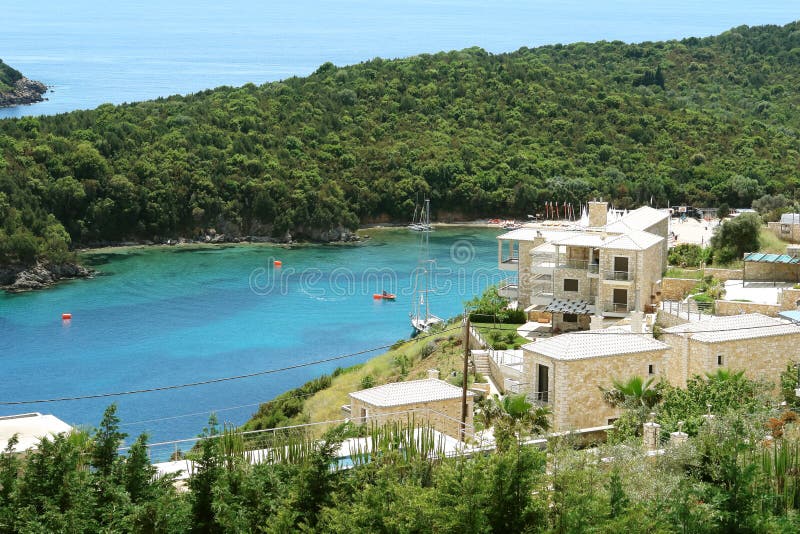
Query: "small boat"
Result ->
[[373, 292, 396, 300], [488, 218, 501, 224], [501, 220, 522, 230]]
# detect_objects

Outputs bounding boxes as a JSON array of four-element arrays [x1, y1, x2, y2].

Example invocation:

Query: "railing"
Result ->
[[605, 270, 632, 281], [605, 302, 629, 313], [530, 390, 552, 405], [588, 263, 599, 274], [558, 259, 589, 270], [501, 255, 519, 264], [490, 349, 524, 367], [497, 277, 519, 298]]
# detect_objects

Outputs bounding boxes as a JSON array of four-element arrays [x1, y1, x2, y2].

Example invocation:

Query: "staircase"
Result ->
[[471, 350, 491, 376]]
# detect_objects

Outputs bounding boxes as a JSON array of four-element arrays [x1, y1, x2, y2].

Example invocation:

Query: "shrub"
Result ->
[[359, 375, 375, 390]]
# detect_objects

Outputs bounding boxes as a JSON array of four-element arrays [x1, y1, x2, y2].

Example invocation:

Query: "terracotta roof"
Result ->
[[662, 313, 800, 343], [522, 328, 668, 360], [349, 379, 472, 407]]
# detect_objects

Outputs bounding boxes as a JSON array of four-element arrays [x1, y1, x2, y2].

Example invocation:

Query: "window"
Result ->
[[648, 364, 655, 375], [563, 278, 579, 291], [563, 313, 578, 323], [717, 354, 724, 366]]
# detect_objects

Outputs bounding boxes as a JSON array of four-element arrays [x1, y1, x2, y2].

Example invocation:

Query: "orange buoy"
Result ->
[[62, 313, 72, 320], [273, 260, 282, 267]]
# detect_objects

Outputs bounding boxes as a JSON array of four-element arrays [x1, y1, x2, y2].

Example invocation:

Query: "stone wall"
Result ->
[[688, 335, 800, 388], [522, 347, 671, 431], [656, 309, 690, 328], [744, 261, 800, 282], [779, 288, 800, 310], [714, 300, 780, 317], [660, 278, 699, 301], [349, 396, 473, 440], [704, 268, 743, 281], [767, 221, 800, 244]]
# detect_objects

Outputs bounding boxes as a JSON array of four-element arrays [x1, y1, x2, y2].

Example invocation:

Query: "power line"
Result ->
[[0, 325, 461, 406], [118, 365, 421, 428]]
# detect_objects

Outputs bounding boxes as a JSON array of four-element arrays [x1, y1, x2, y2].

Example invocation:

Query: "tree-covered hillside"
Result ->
[[0, 60, 23, 93], [1, 22, 800, 265]]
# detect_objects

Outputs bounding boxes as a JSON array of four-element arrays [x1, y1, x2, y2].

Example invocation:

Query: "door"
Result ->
[[613, 256, 629, 278], [613, 288, 627, 312], [537, 364, 549, 402]]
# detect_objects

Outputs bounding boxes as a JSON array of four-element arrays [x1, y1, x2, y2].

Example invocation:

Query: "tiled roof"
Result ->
[[551, 233, 607, 248], [605, 206, 669, 232], [743, 253, 800, 264], [544, 298, 594, 315], [522, 328, 669, 360], [349, 379, 472, 407], [550, 229, 662, 251], [600, 230, 662, 251], [497, 228, 581, 242], [0, 413, 73, 454], [662, 313, 800, 343]]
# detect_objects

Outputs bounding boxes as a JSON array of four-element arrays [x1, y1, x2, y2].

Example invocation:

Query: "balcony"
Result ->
[[604, 270, 633, 281], [498, 278, 519, 299], [499, 255, 519, 271], [588, 263, 599, 274], [604, 302, 629, 317], [558, 259, 589, 270], [530, 390, 552, 405]]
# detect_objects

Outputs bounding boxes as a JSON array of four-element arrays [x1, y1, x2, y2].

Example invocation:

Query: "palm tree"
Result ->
[[602, 375, 661, 410], [479, 393, 551, 452]]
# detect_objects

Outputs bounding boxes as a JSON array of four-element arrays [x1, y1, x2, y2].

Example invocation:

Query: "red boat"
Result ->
[[373, 292, 396, 300]]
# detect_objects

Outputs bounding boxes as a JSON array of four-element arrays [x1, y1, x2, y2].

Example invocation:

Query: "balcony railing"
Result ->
[[605, 302, 629, 313], [605, 270, 632, 281], [588, 263, 599, 274], [501, 255, 519, 265], [530, 390, 552, 405], [558, 259, 589, 270]]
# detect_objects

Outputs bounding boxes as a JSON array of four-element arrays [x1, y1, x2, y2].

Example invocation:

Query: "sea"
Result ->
[[0, 0, 796, 119], [1, 0, 798, 451], [0, 228, 504, 452]]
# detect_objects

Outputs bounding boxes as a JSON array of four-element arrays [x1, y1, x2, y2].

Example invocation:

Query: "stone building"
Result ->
[[767, 213, 800, 244], [521, 329, 671, 431], [660, 313, 800, 389], [497, 203, 669, 331], [345, 372, 473, 439]]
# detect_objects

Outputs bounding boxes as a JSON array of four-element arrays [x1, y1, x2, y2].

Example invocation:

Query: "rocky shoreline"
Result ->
[[0, 262, 94, 292], [0, 77, 47, 107]]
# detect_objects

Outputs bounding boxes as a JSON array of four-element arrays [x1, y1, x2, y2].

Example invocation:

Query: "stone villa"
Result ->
[[498, 202, 669, 332]]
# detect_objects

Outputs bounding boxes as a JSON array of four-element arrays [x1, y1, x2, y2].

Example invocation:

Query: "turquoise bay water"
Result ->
[[0, 228, 502, 446], [0, 0, 796, 118]]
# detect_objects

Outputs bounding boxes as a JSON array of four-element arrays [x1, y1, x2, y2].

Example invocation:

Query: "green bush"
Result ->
[[668, 243, 712, 268]]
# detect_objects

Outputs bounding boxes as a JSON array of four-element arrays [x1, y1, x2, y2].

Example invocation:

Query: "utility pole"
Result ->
[[461, 312, 470, 442]]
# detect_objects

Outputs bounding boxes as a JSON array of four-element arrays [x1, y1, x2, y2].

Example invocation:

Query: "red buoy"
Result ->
[[62, 313, 72, 320], [273, 260, 282, 267]]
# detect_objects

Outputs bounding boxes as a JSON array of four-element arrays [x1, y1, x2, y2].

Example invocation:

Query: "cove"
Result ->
[[0, 227, 502, 448]]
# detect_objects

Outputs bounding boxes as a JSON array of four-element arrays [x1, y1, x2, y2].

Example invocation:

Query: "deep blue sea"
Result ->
[[0, 0, 796, 118], [0, 229, 503, 451]]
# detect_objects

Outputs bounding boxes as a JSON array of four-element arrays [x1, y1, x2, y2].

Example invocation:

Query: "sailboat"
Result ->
[[408, 198, 433, 231], [410, 205, 442, 333]]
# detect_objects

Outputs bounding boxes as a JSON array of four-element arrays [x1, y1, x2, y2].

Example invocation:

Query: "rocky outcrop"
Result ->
[[0, 77, 47, 107], [0, 262, 93, 292]]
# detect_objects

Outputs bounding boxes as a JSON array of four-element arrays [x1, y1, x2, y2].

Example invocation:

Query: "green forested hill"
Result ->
[[1, 22, 800, 264], [0, 60, 23, 93]]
